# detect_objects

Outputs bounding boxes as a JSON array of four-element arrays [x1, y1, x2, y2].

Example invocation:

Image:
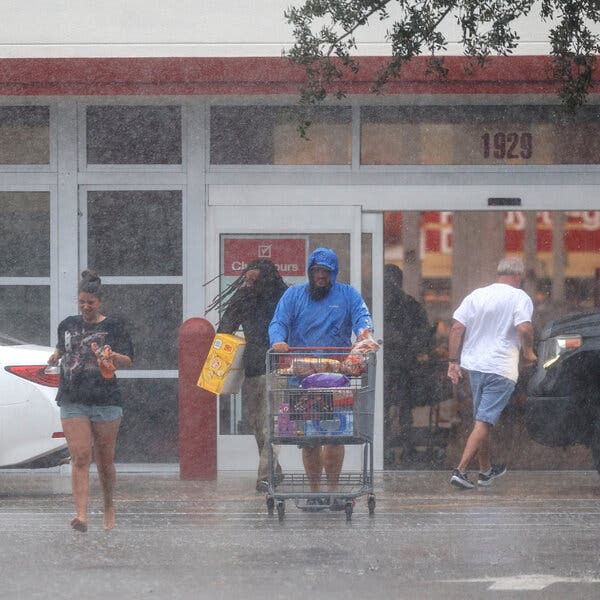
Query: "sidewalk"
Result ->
[[2, 468, 600, 600], [2, 465, 599, 506]]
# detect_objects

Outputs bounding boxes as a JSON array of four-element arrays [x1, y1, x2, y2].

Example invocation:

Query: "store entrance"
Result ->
[[383, 209, 600, 470], [206, 204, 384, 472]]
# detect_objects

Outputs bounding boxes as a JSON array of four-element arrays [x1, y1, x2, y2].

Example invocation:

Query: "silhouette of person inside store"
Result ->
[[383, 264, 433, 466]]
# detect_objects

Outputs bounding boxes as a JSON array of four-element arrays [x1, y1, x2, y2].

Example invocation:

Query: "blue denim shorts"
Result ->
[[468, 370, 515, 426], [60, 402, 123, 423]]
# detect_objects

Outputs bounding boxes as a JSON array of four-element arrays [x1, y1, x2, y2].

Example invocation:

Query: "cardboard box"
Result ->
[[197, 333, 246, 395]]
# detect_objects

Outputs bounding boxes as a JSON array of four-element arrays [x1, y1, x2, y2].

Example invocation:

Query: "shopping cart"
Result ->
[[264, 348, 376, 521]]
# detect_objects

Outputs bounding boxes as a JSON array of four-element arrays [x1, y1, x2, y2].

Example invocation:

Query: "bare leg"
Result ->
[[302, 446, 323, 492], [477, 431, 491, 474], [61, 417, 93, 532], [322, 445, 345, 493], [91, 419, 121, 530], [457, 420, 492, 473]]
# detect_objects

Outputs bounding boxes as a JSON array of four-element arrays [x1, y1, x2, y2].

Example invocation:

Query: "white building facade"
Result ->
[[1, 1, 599, 469]]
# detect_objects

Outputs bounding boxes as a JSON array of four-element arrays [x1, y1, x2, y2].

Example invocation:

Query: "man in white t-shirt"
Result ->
[[447, 257, 537, 489]]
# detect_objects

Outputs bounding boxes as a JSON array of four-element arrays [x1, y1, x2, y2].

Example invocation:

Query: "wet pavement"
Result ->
[[1, 467, 600, 599]]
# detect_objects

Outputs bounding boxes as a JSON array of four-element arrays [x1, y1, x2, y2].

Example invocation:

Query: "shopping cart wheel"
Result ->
[[266, 495, 275, 516], [344, 501, 353, 521], [367, 494, 376, 516], [276, 500, 285, 522]]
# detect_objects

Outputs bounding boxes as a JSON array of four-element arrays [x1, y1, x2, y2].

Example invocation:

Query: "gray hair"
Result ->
[[497, 257, 524, 276]]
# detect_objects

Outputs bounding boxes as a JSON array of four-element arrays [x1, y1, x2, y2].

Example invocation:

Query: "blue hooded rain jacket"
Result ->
[[268, 248, 373, 348]]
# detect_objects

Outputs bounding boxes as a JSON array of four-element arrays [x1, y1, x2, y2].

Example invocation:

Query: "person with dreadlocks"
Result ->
[[215, 259, 289, 492]]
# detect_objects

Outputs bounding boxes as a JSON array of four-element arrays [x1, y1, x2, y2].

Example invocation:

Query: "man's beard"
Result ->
[[309, 280, 331, 300]]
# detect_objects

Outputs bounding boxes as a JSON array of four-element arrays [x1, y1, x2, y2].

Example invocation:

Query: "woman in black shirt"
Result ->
[[48, 270, 133, 532]]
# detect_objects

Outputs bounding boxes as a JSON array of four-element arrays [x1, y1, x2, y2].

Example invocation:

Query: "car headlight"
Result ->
[[542, 334, 582, 369]]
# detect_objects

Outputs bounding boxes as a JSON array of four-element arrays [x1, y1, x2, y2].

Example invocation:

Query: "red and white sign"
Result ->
[[386, 211, 600, 254], [223, 237, 307, 277]]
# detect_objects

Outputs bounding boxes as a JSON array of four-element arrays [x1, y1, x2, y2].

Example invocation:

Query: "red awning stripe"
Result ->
[[0, 55, 585, 95]]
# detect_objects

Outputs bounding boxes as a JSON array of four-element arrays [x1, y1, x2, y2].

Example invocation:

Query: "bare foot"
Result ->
[[103, 505, 116, 530], [70, 517, 87, 533]]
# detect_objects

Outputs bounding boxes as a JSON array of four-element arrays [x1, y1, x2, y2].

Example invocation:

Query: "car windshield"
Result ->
[[0, 332, 30, 346]]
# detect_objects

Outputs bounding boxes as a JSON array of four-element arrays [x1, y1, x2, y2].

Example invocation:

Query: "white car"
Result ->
[[0, 333, 68, 467]]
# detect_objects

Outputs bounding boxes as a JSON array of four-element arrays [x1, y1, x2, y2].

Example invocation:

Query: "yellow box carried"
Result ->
[[197, 333, 246, 395]]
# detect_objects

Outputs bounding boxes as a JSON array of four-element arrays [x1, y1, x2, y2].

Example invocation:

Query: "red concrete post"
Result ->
[[178, 318, 216, 480]]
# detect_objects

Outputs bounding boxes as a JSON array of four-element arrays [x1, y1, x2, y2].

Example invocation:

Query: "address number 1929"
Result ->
[[482, 132, 532, 160]]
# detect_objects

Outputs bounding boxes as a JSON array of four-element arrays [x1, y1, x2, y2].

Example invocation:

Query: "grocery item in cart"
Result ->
[[305, 412, 353, 436], [340, 354, 366, 377], [340, 329, 380, 376], [304, 389, 355, 436], [289, 391, 333, 421], [276, 356, 341, 376], [299, 372, 350, 388], [277, 402, 308, 436]]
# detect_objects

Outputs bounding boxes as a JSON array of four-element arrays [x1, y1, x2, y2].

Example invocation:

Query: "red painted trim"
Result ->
[[0, 55, 592, 95]]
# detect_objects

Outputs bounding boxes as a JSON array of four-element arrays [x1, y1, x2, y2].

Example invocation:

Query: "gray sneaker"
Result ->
[[478, 464, 507, 486], [450, 468, 474, 489]]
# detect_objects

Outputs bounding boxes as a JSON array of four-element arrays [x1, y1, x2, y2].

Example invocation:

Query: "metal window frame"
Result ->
[[78, 100, 187, 173]]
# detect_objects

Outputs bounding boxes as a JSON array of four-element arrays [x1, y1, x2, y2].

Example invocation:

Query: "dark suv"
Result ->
[[526, 311, 600, 472]]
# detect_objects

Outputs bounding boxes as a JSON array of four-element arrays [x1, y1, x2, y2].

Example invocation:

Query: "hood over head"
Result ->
[[307, 248, 338, 284]]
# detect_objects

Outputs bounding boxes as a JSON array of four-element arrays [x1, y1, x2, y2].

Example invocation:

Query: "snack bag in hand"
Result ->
[[354, 328, 380, 353], [340, 329, 379, 376], [90, 342, 116, 379]]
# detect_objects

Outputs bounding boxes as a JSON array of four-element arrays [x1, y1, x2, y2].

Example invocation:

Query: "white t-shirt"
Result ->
[[453, 282, 533, 382]]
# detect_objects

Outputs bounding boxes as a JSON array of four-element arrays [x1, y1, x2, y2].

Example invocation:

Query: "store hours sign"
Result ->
[[221, 236, 308, 292]]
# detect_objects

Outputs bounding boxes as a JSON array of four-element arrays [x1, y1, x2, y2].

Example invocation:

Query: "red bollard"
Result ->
[[178, 318, 217, 480]]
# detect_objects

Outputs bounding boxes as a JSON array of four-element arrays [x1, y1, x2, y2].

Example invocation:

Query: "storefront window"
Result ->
[[116, 378, 179, 462], [87, 190, 182, 276], [0, 286, 50, 345], [210, 105, 352, 165], [0, 106, 49, 164], [361, 105, 600, 165], [101, 284, 182, 371], [0, 191, 50, 277], [86, 105, 182, 165]]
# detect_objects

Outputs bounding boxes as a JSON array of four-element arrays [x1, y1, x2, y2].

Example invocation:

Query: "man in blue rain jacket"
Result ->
[[269, 247, 373, 509]]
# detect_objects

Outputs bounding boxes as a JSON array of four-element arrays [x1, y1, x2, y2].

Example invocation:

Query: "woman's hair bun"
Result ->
[[79, 269, 102, 296]]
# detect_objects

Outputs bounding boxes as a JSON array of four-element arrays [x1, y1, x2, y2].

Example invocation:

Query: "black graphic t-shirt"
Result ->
[[55, 315, 133, 407]]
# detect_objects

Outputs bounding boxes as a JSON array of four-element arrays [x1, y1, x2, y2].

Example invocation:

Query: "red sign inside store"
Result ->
[[386, 211, 600, 253], [223, 238, 307, 277]]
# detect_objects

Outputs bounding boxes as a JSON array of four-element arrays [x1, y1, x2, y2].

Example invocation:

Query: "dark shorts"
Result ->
[[297, 439, 346, 449]]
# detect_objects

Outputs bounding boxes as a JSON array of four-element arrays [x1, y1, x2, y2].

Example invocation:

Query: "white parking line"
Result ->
[[445, 575, 600, 591]]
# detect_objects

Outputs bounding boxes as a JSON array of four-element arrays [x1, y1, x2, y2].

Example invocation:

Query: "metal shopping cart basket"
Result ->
[[264, 348, 376, 521]]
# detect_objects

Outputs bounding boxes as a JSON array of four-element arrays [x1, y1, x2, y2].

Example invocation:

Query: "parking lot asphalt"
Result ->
[[1, 466, 600, 600]]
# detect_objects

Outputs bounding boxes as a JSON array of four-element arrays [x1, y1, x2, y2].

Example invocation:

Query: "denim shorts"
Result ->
[[468, 370, 515, 426], [60, 402, 123, 422]]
